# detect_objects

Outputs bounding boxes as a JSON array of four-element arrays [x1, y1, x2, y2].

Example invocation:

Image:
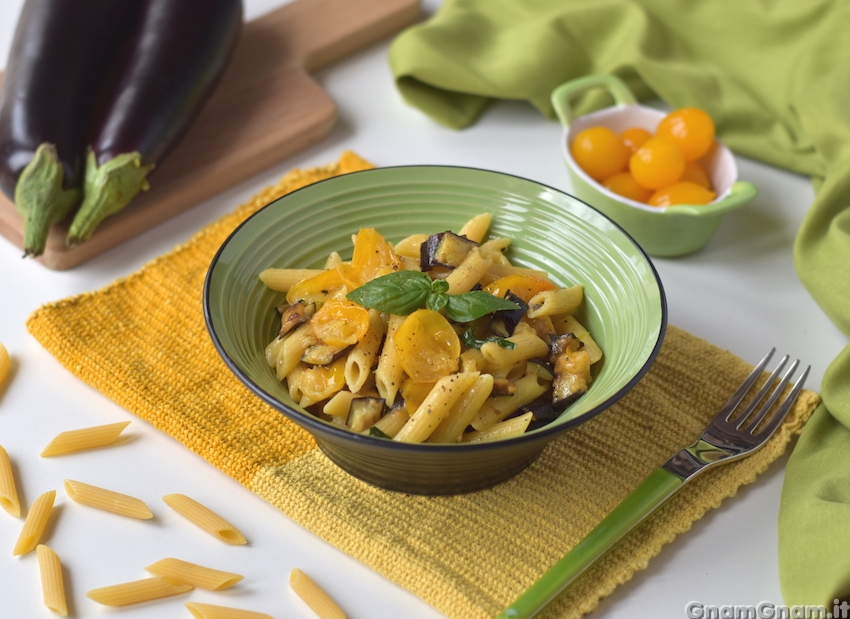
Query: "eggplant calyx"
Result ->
[[15, 144, 81, 257], [66, 151, 154, 246]]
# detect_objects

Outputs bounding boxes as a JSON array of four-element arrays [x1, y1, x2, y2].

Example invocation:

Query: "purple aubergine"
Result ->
[[67, 0, 243, 246], [0, 0, 143, 256]]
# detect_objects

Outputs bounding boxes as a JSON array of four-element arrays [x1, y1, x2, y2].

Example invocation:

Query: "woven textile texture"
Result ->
[[26, 152, 820, 619]]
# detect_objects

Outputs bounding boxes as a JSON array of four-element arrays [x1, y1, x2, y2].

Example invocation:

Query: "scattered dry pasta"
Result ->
[[145, 558, 243, 590], [64, 479, 153, 519], [185, 602, 274, 619], [37, 544, 68, 616], [163, 494, 247, 545], [0, 341, 10, 386], [40, 421, 130, 457], [290, 568, 346, 619], [86, 576, 192, 606], [13, 489, 55, 556], [261, 214, 603, 443], [0, 444, 21, 517]]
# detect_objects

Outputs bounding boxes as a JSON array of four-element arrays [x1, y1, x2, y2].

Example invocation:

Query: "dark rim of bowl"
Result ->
[[203, 165, 668, 453]]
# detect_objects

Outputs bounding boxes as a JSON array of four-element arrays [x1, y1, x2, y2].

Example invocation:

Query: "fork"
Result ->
[[497, 349, 810, 619]]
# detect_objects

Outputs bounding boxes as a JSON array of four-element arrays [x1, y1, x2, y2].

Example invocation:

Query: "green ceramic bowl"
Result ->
[[552, 74, 758, 257], [204, 166, 666, 495]]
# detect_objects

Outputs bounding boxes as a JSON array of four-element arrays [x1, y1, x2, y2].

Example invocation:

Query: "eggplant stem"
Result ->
[[67, 151, 153, 246], [14, 143, 81, 257]]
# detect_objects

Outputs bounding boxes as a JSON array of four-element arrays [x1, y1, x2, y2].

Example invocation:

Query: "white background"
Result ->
[[0, 1, 846, 618]]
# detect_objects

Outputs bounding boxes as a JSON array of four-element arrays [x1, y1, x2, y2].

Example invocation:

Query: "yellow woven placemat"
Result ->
[[26, 152, 819, 619]]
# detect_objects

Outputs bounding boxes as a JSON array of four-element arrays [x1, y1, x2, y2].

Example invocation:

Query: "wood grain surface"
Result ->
[[0, 0, 420, 270]]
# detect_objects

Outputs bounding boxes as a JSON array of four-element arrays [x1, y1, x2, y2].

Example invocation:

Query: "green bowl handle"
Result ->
[[550, 74, 638, 128], [665, 181, 759, 217]]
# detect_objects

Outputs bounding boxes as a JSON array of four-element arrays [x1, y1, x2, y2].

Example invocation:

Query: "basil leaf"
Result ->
[[430, 279, 449, 294], [426, 291, 448, 312], [347, 270, 431, 315], [461, 328, 517, 350], [445, 291, 521, 323], [369, 426, 391, 439]]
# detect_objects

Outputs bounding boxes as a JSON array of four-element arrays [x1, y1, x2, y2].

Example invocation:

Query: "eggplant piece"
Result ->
[[301, 343, 350, 366], [67, 0, 243, 245], [0, 0, 144, 256], [347, 397, 386, 433], [277, 301, 316, 337], [420, 231, 478, 271], [549, 333, 592, 404], [489, 292, 528, 337]]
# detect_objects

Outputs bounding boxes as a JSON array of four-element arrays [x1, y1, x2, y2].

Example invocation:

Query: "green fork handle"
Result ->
[[497, 467, 684, 619]]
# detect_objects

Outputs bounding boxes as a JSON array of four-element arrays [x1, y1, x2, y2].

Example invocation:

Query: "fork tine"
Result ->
[[751, 364, 810, 439], [740, 358, 800, 432], [729, 353, 789, 428], [720, 348, 775, 422]]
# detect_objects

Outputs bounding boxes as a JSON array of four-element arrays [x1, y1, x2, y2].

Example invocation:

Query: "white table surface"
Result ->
[[0, 1, 846, 618]]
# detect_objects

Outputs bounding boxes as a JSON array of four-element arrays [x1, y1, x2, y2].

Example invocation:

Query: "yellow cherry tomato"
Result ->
[[602, 172, 653, 203], [570, 126, 630, 182], [629, 137, 686, 190], [656, 107, 716, 162], [680, 161, 712, 190], [482, 274, 557, 303], [647, 181, 717, 207], [311, 299, 370, 347], [393, 309, 460, 383], [620, 127, 652, 154]]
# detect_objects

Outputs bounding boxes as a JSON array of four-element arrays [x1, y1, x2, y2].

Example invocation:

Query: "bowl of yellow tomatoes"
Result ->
[[552, 74, 758, 257]]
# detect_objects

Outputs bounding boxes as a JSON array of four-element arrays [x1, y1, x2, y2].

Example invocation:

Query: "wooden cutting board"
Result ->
[[0, 0, 420, 270]]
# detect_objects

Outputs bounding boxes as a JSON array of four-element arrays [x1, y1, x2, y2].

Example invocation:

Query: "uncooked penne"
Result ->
[[40, 421, 130, 457], [0, 444, 21, 517], [290, 568, 346, 619], [163, 494, 247, 545], [64, 479, 153, 519], [185, 602, 273, 619], [0, 341, 10, 385], [37, 544, 68, 616], [87, 576, 192, 606], [13, 489, 55, 556], [145, 558, 243, 590]]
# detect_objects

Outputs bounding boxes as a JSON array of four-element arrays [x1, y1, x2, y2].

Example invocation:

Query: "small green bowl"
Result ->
[[203, 166, 666, 495], [552, 75, 758, 257]]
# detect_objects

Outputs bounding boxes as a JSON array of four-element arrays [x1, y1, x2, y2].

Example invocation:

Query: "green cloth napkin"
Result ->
[[389, 0, 850, 607]]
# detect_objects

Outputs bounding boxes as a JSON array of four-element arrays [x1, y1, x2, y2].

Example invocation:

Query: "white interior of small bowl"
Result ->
[[563, 104, 738, 212]]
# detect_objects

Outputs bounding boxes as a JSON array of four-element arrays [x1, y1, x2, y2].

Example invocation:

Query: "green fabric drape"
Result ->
[[389, 0, 850, 607]]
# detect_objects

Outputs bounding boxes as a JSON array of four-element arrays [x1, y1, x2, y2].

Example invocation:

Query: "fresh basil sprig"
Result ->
[[461, 328, 517, 350], [347, 270, 519, 323]]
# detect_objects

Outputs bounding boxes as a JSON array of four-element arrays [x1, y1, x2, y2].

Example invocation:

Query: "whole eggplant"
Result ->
[[67, 0, 243, 246], [0, 0, 143, 256]]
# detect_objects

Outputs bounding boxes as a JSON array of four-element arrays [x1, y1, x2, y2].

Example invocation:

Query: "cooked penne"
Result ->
[[428, 373, 495, 443], [457, 212, 492, 243], [484, 263, 549, 280], [278, 324, 319, 380], [371, 406, 409, 438], [185, 602, 273, 619], [463, 411, 534, 442], [445, 247, 492, 294], [40, 421, 130, 457], [344, 309, 384, 392], [289, 568, 346, 619], [527, 285, 583, 318], [394, 372, 480, 443], [553, 314, 603, 364], [374, 314, 405, 406], [0, 341, 10, 386], [145, 558, 243, 590], [37, 544, 68, 616], [64, 479, 153, 519], [0, 444, 21, 517], [480, 325, 550, 373], [163, 494, 247, 545], [393, 233, 429, 258], [323, 252, 343, 269], [87, 576, 192, 606], [13, 489, 55, 556], [259, 268, 323, 292], [471, 373, 549, 432], [322, 390, 359, 419]]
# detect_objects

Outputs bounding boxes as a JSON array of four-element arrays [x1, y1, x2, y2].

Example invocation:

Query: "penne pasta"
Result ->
[[145, 558, 243, 590], [278, 324, 319, 380], [553, 314, 604, 364], [480, 325, 550, 373], [471, 373, 549, 432], [463, 411, 534, 443], [0, 341, 10, 386], [394, 372, 480, 443], [37, 544, 68, 616], [344, 309, 384, 392], [185, 602, 273, 619], [371, 406, 409, 438], [428, 373, 495, 443], [64, 479, 153, 519], [393, 233, 429, 258], [445, 247, 492, 294], [323, 252, 343, 269], [40, 421, 130, 457], [259, 268, 323, 292], [163, 494, 247, 545], [374, 314, 405, 406], [290, 568, 346, 619], [13, 489, 55, 556], [0, 444, 21, 517], [527, 285, 583, 318], [87, 576, 192, 606], [322, 390, 359, 419], [457, 212, 492, 243]]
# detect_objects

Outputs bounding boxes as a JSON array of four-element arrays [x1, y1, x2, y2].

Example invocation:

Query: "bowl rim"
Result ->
[[202, 164, 668, 453]]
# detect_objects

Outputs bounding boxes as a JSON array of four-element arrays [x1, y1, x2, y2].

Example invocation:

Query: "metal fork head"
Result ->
[[701, 348, 810, 459]]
